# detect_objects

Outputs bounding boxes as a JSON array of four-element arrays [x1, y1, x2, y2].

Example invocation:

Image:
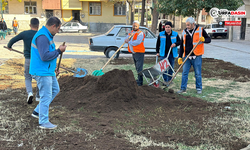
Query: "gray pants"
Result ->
[[24, 59, 39, 98], [132, 53, 144, 86]]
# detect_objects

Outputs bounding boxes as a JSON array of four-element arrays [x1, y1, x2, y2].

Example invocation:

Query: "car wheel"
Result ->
[[78, 30, 83, 33], [209, 34, 213, 39], [105, 47, 120, 58], [59, 29, 63, 33]]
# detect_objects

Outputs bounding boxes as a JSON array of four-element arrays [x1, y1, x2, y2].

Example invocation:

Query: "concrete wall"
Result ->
[[80, 1, 126, 32], [3, 0, 46, 30]]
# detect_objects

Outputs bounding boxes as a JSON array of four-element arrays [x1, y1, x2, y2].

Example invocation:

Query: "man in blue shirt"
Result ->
[[7, 18, 40, 104], [30, 17, 67, 129]]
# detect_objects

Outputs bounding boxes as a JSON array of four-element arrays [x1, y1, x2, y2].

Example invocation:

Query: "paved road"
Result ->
[[203, 38, 250, 69]]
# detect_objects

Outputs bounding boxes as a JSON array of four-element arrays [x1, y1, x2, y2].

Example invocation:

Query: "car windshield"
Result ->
[[105, 26, 115, 35], [212, 24, 224, 28]]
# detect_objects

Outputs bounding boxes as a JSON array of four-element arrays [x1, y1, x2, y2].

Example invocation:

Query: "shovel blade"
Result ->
[[73, 68, 88, 78]]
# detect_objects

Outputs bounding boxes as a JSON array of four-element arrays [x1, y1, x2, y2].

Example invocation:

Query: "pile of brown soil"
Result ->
[[54, 69, 218, 114]]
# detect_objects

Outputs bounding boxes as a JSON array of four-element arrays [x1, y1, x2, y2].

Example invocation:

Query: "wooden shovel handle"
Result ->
[[166, 40, 202, 86], [57, 42, 65, 72], [3, 46, 24, 54], [101, 34, 134, 70]]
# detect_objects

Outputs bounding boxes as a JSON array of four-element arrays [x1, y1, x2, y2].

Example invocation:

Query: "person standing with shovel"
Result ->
[[7, 18, 40, 104], [177, 17, 211, 94], [125, 21, 145, 86], [30, 17, 66, 129]]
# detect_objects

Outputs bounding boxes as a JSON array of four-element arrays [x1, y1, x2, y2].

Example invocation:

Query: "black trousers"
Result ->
[[132, 53, 144, 86]]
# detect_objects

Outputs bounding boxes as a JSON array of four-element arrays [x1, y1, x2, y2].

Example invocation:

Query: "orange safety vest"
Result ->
[[128, 30, 145, 53], [182, 27, 204, 57], [13, 20, 18, 27]]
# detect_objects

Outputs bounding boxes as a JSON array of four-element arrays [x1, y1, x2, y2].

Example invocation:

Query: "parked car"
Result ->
[[157, 19, 168, 32], [60, 22, 88, 33], [89, 25, 157, 58], [204, 23, 228, 39]]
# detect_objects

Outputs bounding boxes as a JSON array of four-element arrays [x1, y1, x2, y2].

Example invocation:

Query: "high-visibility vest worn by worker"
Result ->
[[13, 20, 18, 27], [159, 31, 178, 57], [30, 26, 57, 76], [128, 30, 145, 53], [182, 26, 204, 57]]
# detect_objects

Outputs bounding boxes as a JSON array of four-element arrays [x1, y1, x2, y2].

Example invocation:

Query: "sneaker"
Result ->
[[36, 97, 40, 102], [27, 92, 33, 104], [39, 122, 57, 129], [197, 90, 202, 94], [177, 89, 186, 94], [31, 111, 39, 119]]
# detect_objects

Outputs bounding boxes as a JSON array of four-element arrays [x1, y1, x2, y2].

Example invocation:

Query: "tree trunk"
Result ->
[[151, 0, 158, 34], [140, 0, 145, 26], [127, 0, 135, 25], [196, 9, 199, 25]]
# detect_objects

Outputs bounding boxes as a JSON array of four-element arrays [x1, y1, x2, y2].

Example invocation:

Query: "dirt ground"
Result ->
[[0, 57, 250, 150]]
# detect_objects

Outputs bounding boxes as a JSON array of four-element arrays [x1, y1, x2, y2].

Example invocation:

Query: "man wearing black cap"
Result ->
[[156, 21, 181, 85]]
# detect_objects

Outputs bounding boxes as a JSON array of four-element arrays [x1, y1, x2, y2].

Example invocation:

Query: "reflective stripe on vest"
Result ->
[[128, 30, 145, 53], [182, 27, 204, 57]]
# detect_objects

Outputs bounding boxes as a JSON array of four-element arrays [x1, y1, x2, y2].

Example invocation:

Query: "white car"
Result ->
[[60, 22, 88, 33], [89, 25, 157, 58], [204, 23, 228, 39]]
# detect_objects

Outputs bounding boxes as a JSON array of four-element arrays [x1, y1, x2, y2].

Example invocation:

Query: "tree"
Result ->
[[140, 0, 145, 26], [151, 0, 159, 34], [157, 0, 244, 24], [126, 0, 135, 24]]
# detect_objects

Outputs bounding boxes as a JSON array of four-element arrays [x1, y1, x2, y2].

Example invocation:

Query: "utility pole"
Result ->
[[228, 16, 234, 42]]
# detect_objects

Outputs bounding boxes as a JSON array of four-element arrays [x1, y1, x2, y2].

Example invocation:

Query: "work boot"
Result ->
[[177, 89, 186, 94], [27, 92, 33, 104], [39, 122, 57, 129]]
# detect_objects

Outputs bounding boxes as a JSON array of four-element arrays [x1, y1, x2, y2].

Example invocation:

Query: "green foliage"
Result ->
[[157, 0, 244, 17]]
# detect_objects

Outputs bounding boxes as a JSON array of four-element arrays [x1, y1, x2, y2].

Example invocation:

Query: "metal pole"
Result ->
[[228, 16, 234, 42]]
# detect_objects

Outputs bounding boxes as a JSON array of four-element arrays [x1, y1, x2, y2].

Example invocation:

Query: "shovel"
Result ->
[[164, 40, 202, 88], [92, 33, 134, 76], [60, 66, 88, 78], [3, 45, 88, 78]]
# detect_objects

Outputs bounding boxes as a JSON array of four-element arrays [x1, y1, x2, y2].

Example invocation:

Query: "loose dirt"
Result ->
[[0, 57, 249, 149]]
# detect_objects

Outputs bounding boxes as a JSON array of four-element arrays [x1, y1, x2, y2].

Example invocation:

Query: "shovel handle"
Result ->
[[60, 66, 75, 73], [101, 34, 134, 70], [3, 46, 24, 54], [57, 42, 65, 73], [166, 40, 202, 87]]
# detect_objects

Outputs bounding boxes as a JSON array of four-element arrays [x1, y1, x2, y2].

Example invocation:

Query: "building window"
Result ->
[[114, 3, 126, 16], [89, 2, 101, 15], [3, 1, 8, 14], [201, 15, 206, 22], [24, 1, 37, 14]]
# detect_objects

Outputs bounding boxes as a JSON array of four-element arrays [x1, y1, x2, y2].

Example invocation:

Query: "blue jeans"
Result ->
[[180, 55, 202, 91], [32, 76, 60, 125], [160, 54, 175, 82]]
